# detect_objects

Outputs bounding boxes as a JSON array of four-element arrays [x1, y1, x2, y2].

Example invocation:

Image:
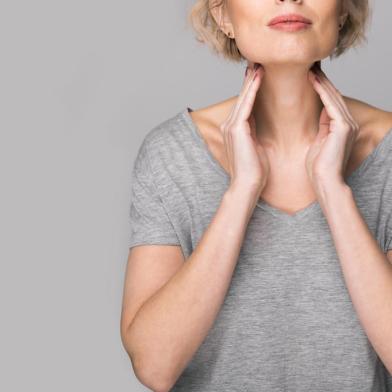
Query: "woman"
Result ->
[[121, 0, 392, 390]]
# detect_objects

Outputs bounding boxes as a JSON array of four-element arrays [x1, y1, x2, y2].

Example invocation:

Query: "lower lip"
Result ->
[[269, 21, 311, 31]]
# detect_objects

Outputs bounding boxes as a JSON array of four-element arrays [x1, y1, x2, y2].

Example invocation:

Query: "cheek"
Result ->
[[316, 3, 341, 44], [315, 18, 340, 52], [233, 25, 269, 60]]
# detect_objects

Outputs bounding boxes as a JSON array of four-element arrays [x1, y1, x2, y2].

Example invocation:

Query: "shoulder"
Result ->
[[187, 98, 236, 147], [343, 95, 392, 157], [343, 95, 392, 142], [134, 108, 196, 172], [188, 97, 236, 126], [141, 110, 187, 151]]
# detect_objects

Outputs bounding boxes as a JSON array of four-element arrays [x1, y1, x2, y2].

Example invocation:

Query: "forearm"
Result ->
[[319, 182, 392, 374], [126, 185, 257, 389]]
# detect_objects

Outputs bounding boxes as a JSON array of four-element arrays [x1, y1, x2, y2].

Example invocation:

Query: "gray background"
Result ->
[[0, 0, 390, 390]]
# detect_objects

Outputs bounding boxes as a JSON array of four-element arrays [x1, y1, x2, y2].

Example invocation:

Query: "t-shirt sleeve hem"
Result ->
[[129, 236, 181, 249], [385, 230, 392, 253]]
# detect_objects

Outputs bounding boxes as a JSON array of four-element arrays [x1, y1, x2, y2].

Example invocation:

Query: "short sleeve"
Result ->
[[386, 224, 392, 253], [384, 165, 392, 253], [128, 138, 181, 249]]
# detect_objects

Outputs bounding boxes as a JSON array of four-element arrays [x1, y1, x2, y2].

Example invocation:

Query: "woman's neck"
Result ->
[[252, 64, 324, 152]]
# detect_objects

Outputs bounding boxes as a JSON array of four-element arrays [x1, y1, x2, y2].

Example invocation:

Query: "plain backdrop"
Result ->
[[0, 0, 391, 390]]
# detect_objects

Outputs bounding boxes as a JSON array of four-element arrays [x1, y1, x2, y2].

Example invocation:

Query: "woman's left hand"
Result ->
[[306, 66, 359, 190]]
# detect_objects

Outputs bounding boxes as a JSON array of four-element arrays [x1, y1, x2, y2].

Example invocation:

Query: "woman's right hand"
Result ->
[[220, 63, 270, 198]]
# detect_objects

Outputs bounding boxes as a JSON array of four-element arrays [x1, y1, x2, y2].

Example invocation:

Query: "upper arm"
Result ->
[[120, 244, 185, 343], [121, 136, 186, 347]]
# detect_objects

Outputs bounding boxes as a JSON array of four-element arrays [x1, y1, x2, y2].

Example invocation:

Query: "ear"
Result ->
[[338, 0, 349, 27], [209, 0, 233, 37]]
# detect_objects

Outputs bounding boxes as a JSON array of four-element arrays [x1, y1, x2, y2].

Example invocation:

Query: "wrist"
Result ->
[[224, 184, 260, 215], [317, 180, 352, 215]]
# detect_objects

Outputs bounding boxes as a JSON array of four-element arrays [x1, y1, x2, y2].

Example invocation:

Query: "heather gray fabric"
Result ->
[[128, 107, 392, 391]]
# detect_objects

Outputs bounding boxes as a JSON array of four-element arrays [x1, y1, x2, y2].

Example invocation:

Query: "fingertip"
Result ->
[[253, 67, 264, 82], [245, 66, 249, 77], [308, 70, 318, 84]]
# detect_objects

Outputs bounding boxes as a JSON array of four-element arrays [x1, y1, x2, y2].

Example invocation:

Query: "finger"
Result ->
[[317, 107, 331, 141], [315, 68, 358, 128], [309, 69, 347, 122], [312, 69, 353, 124], [224, 66, 256, 126], [309, 71, 347, 125], [236, 67, 264, 123], [230, 65, 262, 121], [223, 128, 234, 176], [315, 68, 346, 108], [314, 70, 358, 135], [248, 112, 258, 143]]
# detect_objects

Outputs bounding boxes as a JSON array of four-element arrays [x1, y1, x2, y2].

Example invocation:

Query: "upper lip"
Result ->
[[268, 13, 312, 26]]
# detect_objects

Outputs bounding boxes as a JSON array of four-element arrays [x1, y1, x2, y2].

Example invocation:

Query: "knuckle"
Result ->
[[352, 126, 360, 139], [231, 118, 242, 129], [225, 122, 234, 132], [219, 123, 228, 134], [340, 122, 351, 132], [349, 122, 358, 133]]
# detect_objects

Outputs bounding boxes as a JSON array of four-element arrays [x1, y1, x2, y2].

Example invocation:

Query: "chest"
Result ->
[[183, 204, 382, 390]]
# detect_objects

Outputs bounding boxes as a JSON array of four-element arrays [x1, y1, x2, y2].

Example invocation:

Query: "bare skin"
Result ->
[[188, 96, 392, 216]]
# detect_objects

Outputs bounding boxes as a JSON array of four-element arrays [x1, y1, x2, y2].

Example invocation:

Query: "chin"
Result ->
[[259, 56, 319, 66], [273, 48, 330, 63]]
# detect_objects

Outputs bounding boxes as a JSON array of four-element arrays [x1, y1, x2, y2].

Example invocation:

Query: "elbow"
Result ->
[[133, 361, 174, 392], [121, 324, 176, 392]]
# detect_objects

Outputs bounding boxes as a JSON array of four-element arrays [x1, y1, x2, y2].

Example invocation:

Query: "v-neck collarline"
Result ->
[[180, 106, 392, 222]]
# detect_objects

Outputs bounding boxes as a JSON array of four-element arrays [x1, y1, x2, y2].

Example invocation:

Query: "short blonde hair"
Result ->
[[187, 0, 372, 63]]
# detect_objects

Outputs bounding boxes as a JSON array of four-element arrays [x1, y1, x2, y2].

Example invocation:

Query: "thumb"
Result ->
[[315, 107, 330, 142]]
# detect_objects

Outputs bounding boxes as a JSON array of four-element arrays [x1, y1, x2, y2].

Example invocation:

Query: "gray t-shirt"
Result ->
[[128, 107, 392, 391]]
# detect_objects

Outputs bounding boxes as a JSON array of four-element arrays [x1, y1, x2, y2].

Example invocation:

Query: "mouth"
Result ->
[[268, 21, 312, 32], [267, 14, 312, 32], [268, 13, 312, 26], [272, 20, 310, 25]]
